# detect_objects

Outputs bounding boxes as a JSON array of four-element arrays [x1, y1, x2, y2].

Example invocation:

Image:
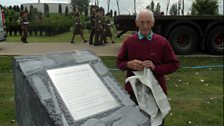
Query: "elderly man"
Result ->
[[116, 9, 180, 125]]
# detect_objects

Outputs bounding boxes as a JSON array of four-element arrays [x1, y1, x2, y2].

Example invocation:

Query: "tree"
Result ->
[[181, 0, 184, 15], [12, 5, 20, 12], [177, 0, 181, 15], [13, 5, 17, 11], [150, 0, 155, 12], [146, 0, 155, 12], [20, 5, 24, 11], [16, 5, 20, 12], [71, 0, 89, 14], [44, 3, 49, 16], [58, 4, 62, 14], [65, 6, 68, 16], [116, 0, 120, 15], [191, 0, 219, 15], [25, 7, 28, 12], [30, 5, 33, 12], [114, 10, 117, 16], [154, 3, 161, 15], [110, 10, 113, 17], [169, 3, 178, 15], [28, 7, 42, 23]]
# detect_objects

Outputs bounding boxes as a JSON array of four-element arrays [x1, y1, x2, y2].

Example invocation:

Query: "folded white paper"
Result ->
[[126, 68, 171, 126]]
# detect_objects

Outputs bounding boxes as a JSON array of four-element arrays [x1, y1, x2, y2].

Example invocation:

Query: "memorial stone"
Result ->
[[13, 50, 151, 126]]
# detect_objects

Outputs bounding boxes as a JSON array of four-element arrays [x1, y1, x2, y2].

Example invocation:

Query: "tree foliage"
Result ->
[[65, 6, 69, 16], [5, 8, 20, 23], [28, 8, 42, 23], [169, 3, 178, 15], [191, 0, 219, 15], [20, 5, 24, 11], [154, 3, 161, 15], [70, 0, 90, 14], [44, 3, 49, 16], [146, 0, 162, 15], [58, 4, 62, 14], [146, 0, 155, 12]]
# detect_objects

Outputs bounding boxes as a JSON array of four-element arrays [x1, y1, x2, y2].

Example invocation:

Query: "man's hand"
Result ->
[[143, 60, 155, 70], [127, 59, 144, 71]]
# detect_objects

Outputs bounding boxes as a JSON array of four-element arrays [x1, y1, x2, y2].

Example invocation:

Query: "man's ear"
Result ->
[[151, 20, 155, 27]]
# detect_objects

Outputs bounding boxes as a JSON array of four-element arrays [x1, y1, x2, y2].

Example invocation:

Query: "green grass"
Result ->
[[0, 56, 15, 126], [167, 66, 223, 126], [0, 56, 223, 126], [6, 30, 128, 43]]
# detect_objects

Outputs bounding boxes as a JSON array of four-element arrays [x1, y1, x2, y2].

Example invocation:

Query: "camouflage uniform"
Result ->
[[20, 11, 29, 43], [89, 6, 97, 45], [104, 13, 116, 43], [94, 8, 105, 46], [104, 16, 112, 37], [71, 13, 87, 43]]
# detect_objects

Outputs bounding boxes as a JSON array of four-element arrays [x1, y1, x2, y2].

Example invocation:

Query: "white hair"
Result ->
[[135, 9, 155, 22]]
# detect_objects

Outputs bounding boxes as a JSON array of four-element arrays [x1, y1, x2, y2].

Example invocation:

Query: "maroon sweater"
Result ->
[[117, 33, 180, 94]]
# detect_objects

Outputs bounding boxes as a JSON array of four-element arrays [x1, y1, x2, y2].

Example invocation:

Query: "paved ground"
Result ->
[[0, 42, 122, 56], [0, 42, 222, 57]]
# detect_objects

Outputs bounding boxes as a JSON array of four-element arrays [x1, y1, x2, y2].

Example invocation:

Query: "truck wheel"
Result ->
[[168, 26, 199, 55], [207, 26, 224, 55]]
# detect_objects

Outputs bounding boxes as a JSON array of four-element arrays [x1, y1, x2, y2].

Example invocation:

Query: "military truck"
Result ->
[[114, 15, 224, 55]]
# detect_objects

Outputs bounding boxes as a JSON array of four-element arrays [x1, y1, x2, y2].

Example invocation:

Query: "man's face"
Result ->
[[135, 12, 154, 36]]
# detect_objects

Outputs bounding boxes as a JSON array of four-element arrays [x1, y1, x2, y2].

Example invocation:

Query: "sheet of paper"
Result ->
[[47, 64, 119, 121], [126, 68, 171, 126]]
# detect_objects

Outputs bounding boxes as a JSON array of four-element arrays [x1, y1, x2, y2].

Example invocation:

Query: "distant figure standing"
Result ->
[[71, 12, 87, 44], [104, 13, 116, 44], [94, 7, 105, 46], [89, 5, 98, 45], [20, 11, 29, 43]]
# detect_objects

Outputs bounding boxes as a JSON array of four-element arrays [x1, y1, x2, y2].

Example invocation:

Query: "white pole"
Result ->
[[166, 0, 170, 15], [116, 0, 120, 15], [134, 0, 136, 14]]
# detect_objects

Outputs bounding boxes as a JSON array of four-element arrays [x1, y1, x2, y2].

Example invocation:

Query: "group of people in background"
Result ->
[[19, 5, 116, 45], [71, 5, 116, 46]]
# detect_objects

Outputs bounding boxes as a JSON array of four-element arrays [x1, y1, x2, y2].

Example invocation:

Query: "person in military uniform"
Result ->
[[104, 13, 116, 44], [20, 11, 29, 43], [89, 5, 98, 45], [71, 12, 87, 44], [94, 7, 105, 46]]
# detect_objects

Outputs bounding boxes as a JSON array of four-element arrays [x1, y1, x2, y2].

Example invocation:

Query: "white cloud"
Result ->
[[0, 0, 69, 6]]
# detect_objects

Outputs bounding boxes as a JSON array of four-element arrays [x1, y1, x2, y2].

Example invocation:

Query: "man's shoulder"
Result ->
[[153, 33, 168, 43], [153, 33, 166, 39], [126, 33, 138, 41]]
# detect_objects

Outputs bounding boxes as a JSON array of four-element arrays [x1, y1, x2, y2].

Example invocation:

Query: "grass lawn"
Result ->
[[0, 56, 223, 126], [6, 30, 129, 43]]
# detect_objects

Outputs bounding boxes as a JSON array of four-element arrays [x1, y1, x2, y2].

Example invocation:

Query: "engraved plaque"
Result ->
[[47, 64, 120, 121]]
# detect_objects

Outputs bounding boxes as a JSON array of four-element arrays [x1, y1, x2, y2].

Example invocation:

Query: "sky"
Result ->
[[1, 0, 223, 15]]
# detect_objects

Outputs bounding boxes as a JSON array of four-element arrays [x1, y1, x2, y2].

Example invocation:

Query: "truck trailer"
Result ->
[[114, 15, 223, 55]]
